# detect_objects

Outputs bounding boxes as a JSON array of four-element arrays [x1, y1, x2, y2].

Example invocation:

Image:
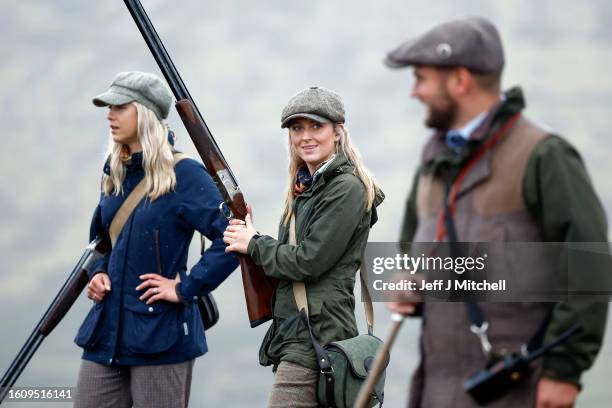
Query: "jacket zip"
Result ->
[[154, 229, 163, 275]]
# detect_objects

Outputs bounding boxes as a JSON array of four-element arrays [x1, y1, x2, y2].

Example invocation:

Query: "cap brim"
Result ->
[[383, 55, 415, 69], [92, 91, 135, 107], [281, 113, 331, 128], [383, 37, 421, 69]]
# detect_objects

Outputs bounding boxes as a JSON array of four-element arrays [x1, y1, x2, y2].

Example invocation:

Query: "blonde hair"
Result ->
[[102, 102, 176, 201], [281, 123, 377, 225]]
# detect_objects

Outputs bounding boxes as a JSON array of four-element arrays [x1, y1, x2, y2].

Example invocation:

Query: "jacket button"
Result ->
[[148, 306, 154, 313]]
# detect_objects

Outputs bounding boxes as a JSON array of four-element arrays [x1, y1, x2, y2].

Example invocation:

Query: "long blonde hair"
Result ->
[[281, 123, 377, 224], [102, 102, 176, 201]]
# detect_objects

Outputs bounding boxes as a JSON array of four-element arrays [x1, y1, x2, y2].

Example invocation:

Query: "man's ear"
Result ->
[[447, 67, 472, 98]]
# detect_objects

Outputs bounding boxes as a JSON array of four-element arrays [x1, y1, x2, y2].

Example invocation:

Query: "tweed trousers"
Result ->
[[73, 359, 194, 408], [267, 361, 320, 408]]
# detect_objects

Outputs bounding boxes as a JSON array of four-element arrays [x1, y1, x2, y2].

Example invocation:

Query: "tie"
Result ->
[[446, 130, 468, 149]]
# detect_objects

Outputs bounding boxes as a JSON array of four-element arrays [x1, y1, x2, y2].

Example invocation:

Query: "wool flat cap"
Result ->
[[281, 86, 345, 128], [384, 17, 504, 74], [93, 71, 173, 121]]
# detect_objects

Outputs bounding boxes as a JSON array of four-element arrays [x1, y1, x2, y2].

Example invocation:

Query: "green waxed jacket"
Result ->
[[247, 153, 384, 370]]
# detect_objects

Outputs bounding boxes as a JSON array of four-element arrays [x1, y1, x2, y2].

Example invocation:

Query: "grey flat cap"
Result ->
[[281, 86, 345, 128], [384, 17, 504, 74], [93, 71, 173, 120]]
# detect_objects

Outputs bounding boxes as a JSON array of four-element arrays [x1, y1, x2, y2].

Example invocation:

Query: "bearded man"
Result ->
[[385, 17, 608, 408]]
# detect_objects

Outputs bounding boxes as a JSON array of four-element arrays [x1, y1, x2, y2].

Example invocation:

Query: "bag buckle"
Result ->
[[320, 365, 334, 375], [470, 321, 492, 356]]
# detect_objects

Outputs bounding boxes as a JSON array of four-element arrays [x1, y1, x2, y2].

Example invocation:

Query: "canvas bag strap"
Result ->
[[108, 180, 147, 248], [108, 153, 189, 248], [287, 216, 335, 407], [290, 217, 310, 314], [290, 216, 375, 333]]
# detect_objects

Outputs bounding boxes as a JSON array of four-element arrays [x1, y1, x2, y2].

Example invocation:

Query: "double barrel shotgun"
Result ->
[[122, 0, 276, 326]]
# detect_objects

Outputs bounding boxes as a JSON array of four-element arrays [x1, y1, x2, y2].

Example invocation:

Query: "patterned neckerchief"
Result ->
[[293, 155, 337, 196]]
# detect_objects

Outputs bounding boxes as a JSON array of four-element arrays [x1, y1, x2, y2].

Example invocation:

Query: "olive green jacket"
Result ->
[[248, 153, 384, 370], [401, 87, 608, 386]]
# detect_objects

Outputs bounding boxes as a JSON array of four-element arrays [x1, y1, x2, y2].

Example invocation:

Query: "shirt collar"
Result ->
[[445, 93, 506, 149], [312, 154, 337, 182], [445, 111, 488, 148]]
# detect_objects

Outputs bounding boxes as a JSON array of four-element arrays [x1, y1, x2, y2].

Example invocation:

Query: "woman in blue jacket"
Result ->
[[73, 71, 238, 408]]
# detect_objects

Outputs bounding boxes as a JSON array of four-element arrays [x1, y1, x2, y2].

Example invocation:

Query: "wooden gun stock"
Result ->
[[175, 100, 276, 327]]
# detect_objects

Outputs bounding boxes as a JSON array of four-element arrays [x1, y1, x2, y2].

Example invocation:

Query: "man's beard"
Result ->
[[424, 89, 458, 132]]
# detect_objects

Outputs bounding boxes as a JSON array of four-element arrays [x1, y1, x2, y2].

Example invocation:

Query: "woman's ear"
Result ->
[[334, 124, 343, 141]]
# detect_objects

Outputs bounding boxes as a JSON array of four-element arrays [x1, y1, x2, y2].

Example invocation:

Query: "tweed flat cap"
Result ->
[[281, 86, 345, 128], [384, 17, 504, 74], [93, 71, 173, 121]]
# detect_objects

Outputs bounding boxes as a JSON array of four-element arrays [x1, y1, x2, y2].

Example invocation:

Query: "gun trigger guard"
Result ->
[[219, 202, 233, 220]]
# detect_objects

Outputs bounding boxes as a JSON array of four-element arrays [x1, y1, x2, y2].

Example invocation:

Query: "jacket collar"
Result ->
[[126, 151, 144, 170], [419, 87, 526, 200], [421, 86, 526, 165], [295, 151, 385, 227], [103, 151, 144, 176], [297, 152, 353, 198]]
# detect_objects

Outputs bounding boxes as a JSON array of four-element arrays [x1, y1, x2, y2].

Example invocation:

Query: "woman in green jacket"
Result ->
[[224, 86, 383, 407]]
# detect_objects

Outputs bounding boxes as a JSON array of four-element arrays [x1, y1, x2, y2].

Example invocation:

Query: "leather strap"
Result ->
[[108, 153, 188, 248], [298, 310, 336, 407], [435, 112, 521, 241], [109, 179, 147, 247], [440, 159, 554, 357]]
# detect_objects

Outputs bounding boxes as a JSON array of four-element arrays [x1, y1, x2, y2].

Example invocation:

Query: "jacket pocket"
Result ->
[[74, 302, 105, 349], [264, 314, 309, 363], [121, 297, 181, 356]]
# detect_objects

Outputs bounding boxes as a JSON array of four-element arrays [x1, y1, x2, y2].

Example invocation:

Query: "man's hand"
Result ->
[[87, 272, 111, 303], [385, 272, 423, 316], [387, 301, 419, 315], [536, 377, 579, 408]]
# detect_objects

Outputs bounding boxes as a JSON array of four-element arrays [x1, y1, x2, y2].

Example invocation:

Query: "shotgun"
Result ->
[[0, 238, 110, 404], [123, 0, 276, 328]]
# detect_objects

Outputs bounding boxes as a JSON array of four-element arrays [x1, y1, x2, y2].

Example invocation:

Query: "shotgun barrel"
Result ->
[[123, 0, 276, 327], [0, 238, 108, 405]]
